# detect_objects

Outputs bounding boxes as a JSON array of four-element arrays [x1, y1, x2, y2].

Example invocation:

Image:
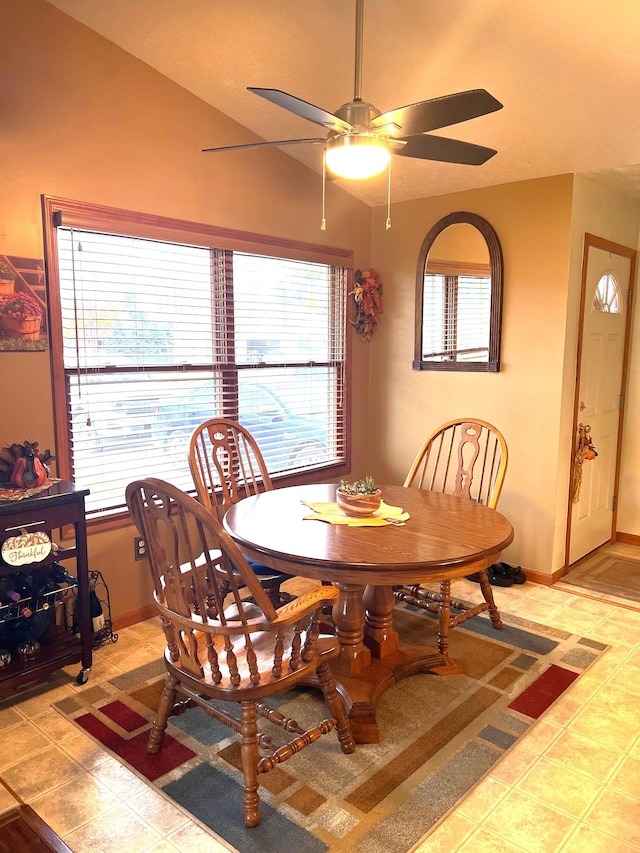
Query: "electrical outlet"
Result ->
[[134, 536, 147, 561]]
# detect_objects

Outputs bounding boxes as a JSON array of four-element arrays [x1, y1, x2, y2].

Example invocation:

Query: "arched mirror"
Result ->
[[413, 211, 503, 372]]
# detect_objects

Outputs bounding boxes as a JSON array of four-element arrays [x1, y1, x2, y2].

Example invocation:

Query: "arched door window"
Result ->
[[592, 272, 622, 313]]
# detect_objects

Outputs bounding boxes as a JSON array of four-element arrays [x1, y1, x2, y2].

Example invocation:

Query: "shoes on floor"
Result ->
[[488, 562, 527, 586], [466, 564, 527, 586], [488, 564, 514, 586]]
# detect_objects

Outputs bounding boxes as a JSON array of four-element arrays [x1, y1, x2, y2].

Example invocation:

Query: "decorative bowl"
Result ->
[[336, 488, 382, 517]]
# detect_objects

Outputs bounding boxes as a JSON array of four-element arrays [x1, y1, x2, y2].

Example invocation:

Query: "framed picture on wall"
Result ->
[[0, 255, 48, 352]]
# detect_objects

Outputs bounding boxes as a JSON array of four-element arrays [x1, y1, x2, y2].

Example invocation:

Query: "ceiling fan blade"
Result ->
[[395, 134, 497, 165], [202, 137, 326, 154], [373, 89, 503, 137], [248, 88, 354, 134]]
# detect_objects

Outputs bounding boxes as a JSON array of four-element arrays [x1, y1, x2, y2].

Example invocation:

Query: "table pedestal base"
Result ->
[[333, 643, 463, 743], [324, 583, 464, 743]]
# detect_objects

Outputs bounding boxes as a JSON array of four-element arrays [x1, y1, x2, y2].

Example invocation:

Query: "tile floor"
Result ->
[[0, 575, 639, 853]]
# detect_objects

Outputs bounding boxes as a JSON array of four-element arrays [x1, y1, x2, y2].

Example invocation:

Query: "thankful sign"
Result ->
[[1, 529, 52, 566]]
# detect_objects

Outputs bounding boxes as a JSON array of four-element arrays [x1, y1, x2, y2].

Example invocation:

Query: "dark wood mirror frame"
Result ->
[[413, 211, 504, 373]]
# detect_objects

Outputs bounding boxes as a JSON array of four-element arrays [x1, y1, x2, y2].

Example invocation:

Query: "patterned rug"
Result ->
[[53, 605, 607, 853], [560, 550, 640, 604]]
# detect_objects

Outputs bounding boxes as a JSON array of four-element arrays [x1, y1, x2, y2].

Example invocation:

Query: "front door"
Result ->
[[568, 235, 635, 565]]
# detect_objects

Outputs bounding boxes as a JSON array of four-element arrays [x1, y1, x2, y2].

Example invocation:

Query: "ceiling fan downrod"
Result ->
[[353, 0, 364, 102]]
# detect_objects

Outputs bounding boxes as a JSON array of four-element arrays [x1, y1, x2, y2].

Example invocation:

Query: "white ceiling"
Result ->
[[45, 0, 640, 207]]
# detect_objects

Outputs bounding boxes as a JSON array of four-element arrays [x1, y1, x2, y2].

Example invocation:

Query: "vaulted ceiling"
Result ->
[[45, 0, 640, 207]]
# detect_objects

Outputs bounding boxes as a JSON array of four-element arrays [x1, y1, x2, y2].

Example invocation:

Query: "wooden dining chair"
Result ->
[[394, 419, 508, 657], [189, 418, 291, 607], [125, 477, 355, 829]]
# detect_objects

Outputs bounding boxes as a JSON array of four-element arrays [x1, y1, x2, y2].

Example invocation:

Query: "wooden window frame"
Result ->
[[42, 196, 353, 530]]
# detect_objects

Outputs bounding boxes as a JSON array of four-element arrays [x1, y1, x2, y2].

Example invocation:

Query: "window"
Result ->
[[414, 212, 503, 373], [592, 273, 621, 313], [43, 197, 351, 524]]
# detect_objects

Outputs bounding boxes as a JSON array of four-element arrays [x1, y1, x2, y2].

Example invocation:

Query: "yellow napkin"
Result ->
[[301, 499, 410, 526]]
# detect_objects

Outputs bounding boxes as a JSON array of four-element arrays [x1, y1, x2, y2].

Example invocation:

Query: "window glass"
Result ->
[[47, 212, 349, 521], [592, 273, 621, 313]]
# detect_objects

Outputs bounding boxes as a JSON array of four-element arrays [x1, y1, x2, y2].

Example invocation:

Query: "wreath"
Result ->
[[350, 268, 383, 342]]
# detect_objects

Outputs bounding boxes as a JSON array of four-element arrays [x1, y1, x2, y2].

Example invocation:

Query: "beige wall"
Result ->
[[367, 176, 577, 575], [368, 174, 640, 577], [1, 0, 372, 620]]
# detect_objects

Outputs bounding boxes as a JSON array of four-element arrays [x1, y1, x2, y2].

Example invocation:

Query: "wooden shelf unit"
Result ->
[[0, 481, 92, 690]]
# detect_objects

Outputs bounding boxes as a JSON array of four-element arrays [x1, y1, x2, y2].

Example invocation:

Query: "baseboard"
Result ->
[[112, 604, 156, 631], [615, 532, 640, 546], [519, 568, 560, 586]]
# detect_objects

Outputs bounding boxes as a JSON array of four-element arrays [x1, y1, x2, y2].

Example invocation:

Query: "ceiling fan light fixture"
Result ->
[[325, 134, 390, 180]]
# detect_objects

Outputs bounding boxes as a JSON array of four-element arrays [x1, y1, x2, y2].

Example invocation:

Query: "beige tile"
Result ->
[[564, 597, 618, 619], [106, 645, 162, 671], [168, 821, 233, 853], [31, 772, 119, 836], [489, 746, 538, 785], [0, 720, 52, 770], [91, 756, 151, 799], [1, 744, 84, 800], [458, 825, 530, 852], [0, 704, 25, 728], [516, 719, 562, 755], [5, 680, 75, 718], [585, 788, 640, 847], [63, 801, 162, 853], [128, 786, 191, 836], [560, 823, 640, 852], [60, 731, 112, 770], [594, 684, 640, 724], [547, 610, 606, 635], [124, 617, 165, 643], [144, 843, 181, 853], [414, 812, 476, 851], [570, 705, 640, 752], [32, 707, 82, 742], [543, 694, 583, 727], [516, 756, 602, 818], [482, 788, 577, 853], [607, 666, 640, 698], [455, 776, 510, 822], [590, 616, 640, 647], [544, 729, 624, 783], [608, 754, 640, 798]]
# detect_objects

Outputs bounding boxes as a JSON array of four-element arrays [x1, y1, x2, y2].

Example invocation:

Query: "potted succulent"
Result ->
[[0, 291, 43, 340], [0, 259, 17, 296], [336, 475, 382, 517]]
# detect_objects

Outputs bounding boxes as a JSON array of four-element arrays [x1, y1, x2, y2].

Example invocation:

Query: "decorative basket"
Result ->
[[0, 314, 42, 340]]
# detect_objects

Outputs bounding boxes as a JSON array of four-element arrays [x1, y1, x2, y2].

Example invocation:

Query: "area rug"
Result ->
[[53, 606, 607, 853], [560, 548, 640, 604]]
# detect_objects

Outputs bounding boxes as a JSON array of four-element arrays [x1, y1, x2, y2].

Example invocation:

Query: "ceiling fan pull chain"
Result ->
[[321, 155, 327, 231], [386, 157, 392, 230]]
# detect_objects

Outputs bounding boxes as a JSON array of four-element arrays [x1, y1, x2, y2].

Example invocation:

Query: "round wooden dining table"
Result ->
[[224, 483, 514, 743]]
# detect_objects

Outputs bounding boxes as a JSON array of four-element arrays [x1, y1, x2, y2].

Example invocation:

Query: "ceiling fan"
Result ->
[[203, 0, 503, 182]]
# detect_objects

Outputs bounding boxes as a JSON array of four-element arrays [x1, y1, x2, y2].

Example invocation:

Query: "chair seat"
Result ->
[[173, 632, 341, 700]]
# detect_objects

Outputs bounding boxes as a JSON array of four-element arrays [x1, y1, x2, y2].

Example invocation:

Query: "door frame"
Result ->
[[564, 233, 637, 571]]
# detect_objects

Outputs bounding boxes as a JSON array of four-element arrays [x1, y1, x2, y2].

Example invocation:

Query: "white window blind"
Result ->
[[55, 227, 348, 519]]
